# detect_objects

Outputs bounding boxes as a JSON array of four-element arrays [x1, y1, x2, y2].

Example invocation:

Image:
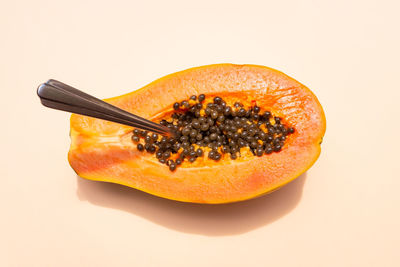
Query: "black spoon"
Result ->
[[37, 79, 174, 137]]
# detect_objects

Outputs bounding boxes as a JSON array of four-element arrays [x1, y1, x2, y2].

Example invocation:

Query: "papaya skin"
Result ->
[[68, 64, 326, 204]]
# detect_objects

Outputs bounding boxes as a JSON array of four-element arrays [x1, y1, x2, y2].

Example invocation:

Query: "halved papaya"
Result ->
[[69, 64, 326, 204]]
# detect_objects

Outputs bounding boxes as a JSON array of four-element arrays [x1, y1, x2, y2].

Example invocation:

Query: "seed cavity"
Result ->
[[132, 95, 295, 171]]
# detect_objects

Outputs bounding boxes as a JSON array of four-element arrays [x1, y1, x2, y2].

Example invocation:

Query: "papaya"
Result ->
[[69, 64, 326, 204]]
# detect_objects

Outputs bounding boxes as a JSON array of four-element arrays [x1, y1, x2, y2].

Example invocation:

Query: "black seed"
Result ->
[[238, 108, 246, 117], [274, 144, 282, 152], [199, 117, 206, 124], [238, 139, 246, 147], [268, 127, 275, 134], [231, 146, 239, 153], [159, 158, 166, 164], [190, 95, 197, 101], [131, 135, 140, 142], [183, 148, 190, 156], [189, 150, 197, 158], [182, 141, 190, 148], [287, 127, 295, 134], [181, 100, 189, 108], [133, 129, 140, 136], [224, 106, 232, 116], [210, 133, 217, 141], [207, 117, 214, 126], [263, 111, 271, 118], [230, 153, 237, 160], [173, 143, 181, 151], [249, 141, 257, 148], [203, 136, 210, 143], [200, 123, 209, 131], [169, 163, 176, 171], [196, 133, 203, 140], [151, 133, 158, 141], [214, 96, 222, 104], [189, 106, 196, 113], [148, 145, 156, 153], [180, 135, 189, 142], [205, 107, 211, 116], [190, 129, 198, 138], [163, 151, 171, 158], [234, 102, 243, 108], [256, 148, 263, 156], [156, 151, 163, 158], [246, 136, 254, 142], [208, 150, 216, 159], [254, 106, 260, 113], [145, 135, 152, 143], [248, 128, 256, 136], [265, 145, 273, 154], [160, 120, 168, 126], [217, 115, 225, 122], [274, 117, 281, 124], [194, 110, 201, 117], [176, 158, 182, 165], [196, 148, 203, 156], [182, 127, 191, 136], [173, 102, 180, 110], [137, 143, 144, 151], [189, 157, 197, 163], [214, 152, 221, 161], [192, 119, 200, 129], [222, 146, 230, 153], [140, 131, 148, 137], [209, 126, 218, 133], [198, 94, 205, 102], [211, 110, 218, 119]]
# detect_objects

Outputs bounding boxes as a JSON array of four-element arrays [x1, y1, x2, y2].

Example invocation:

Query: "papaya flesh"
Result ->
[[69, 64, 326, 204]]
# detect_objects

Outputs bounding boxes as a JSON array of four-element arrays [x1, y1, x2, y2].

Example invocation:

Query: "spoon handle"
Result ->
[[37, 79, 173, 136]]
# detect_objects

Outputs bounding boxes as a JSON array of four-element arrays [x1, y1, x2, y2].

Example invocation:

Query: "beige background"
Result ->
[[1, 0, 399, 266]]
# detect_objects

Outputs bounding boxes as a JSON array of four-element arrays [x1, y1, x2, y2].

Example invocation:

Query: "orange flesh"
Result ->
[[69, 64, 326, 203]]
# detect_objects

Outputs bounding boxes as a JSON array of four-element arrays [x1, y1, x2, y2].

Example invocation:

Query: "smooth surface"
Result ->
[[1, 1, 399, 266]]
